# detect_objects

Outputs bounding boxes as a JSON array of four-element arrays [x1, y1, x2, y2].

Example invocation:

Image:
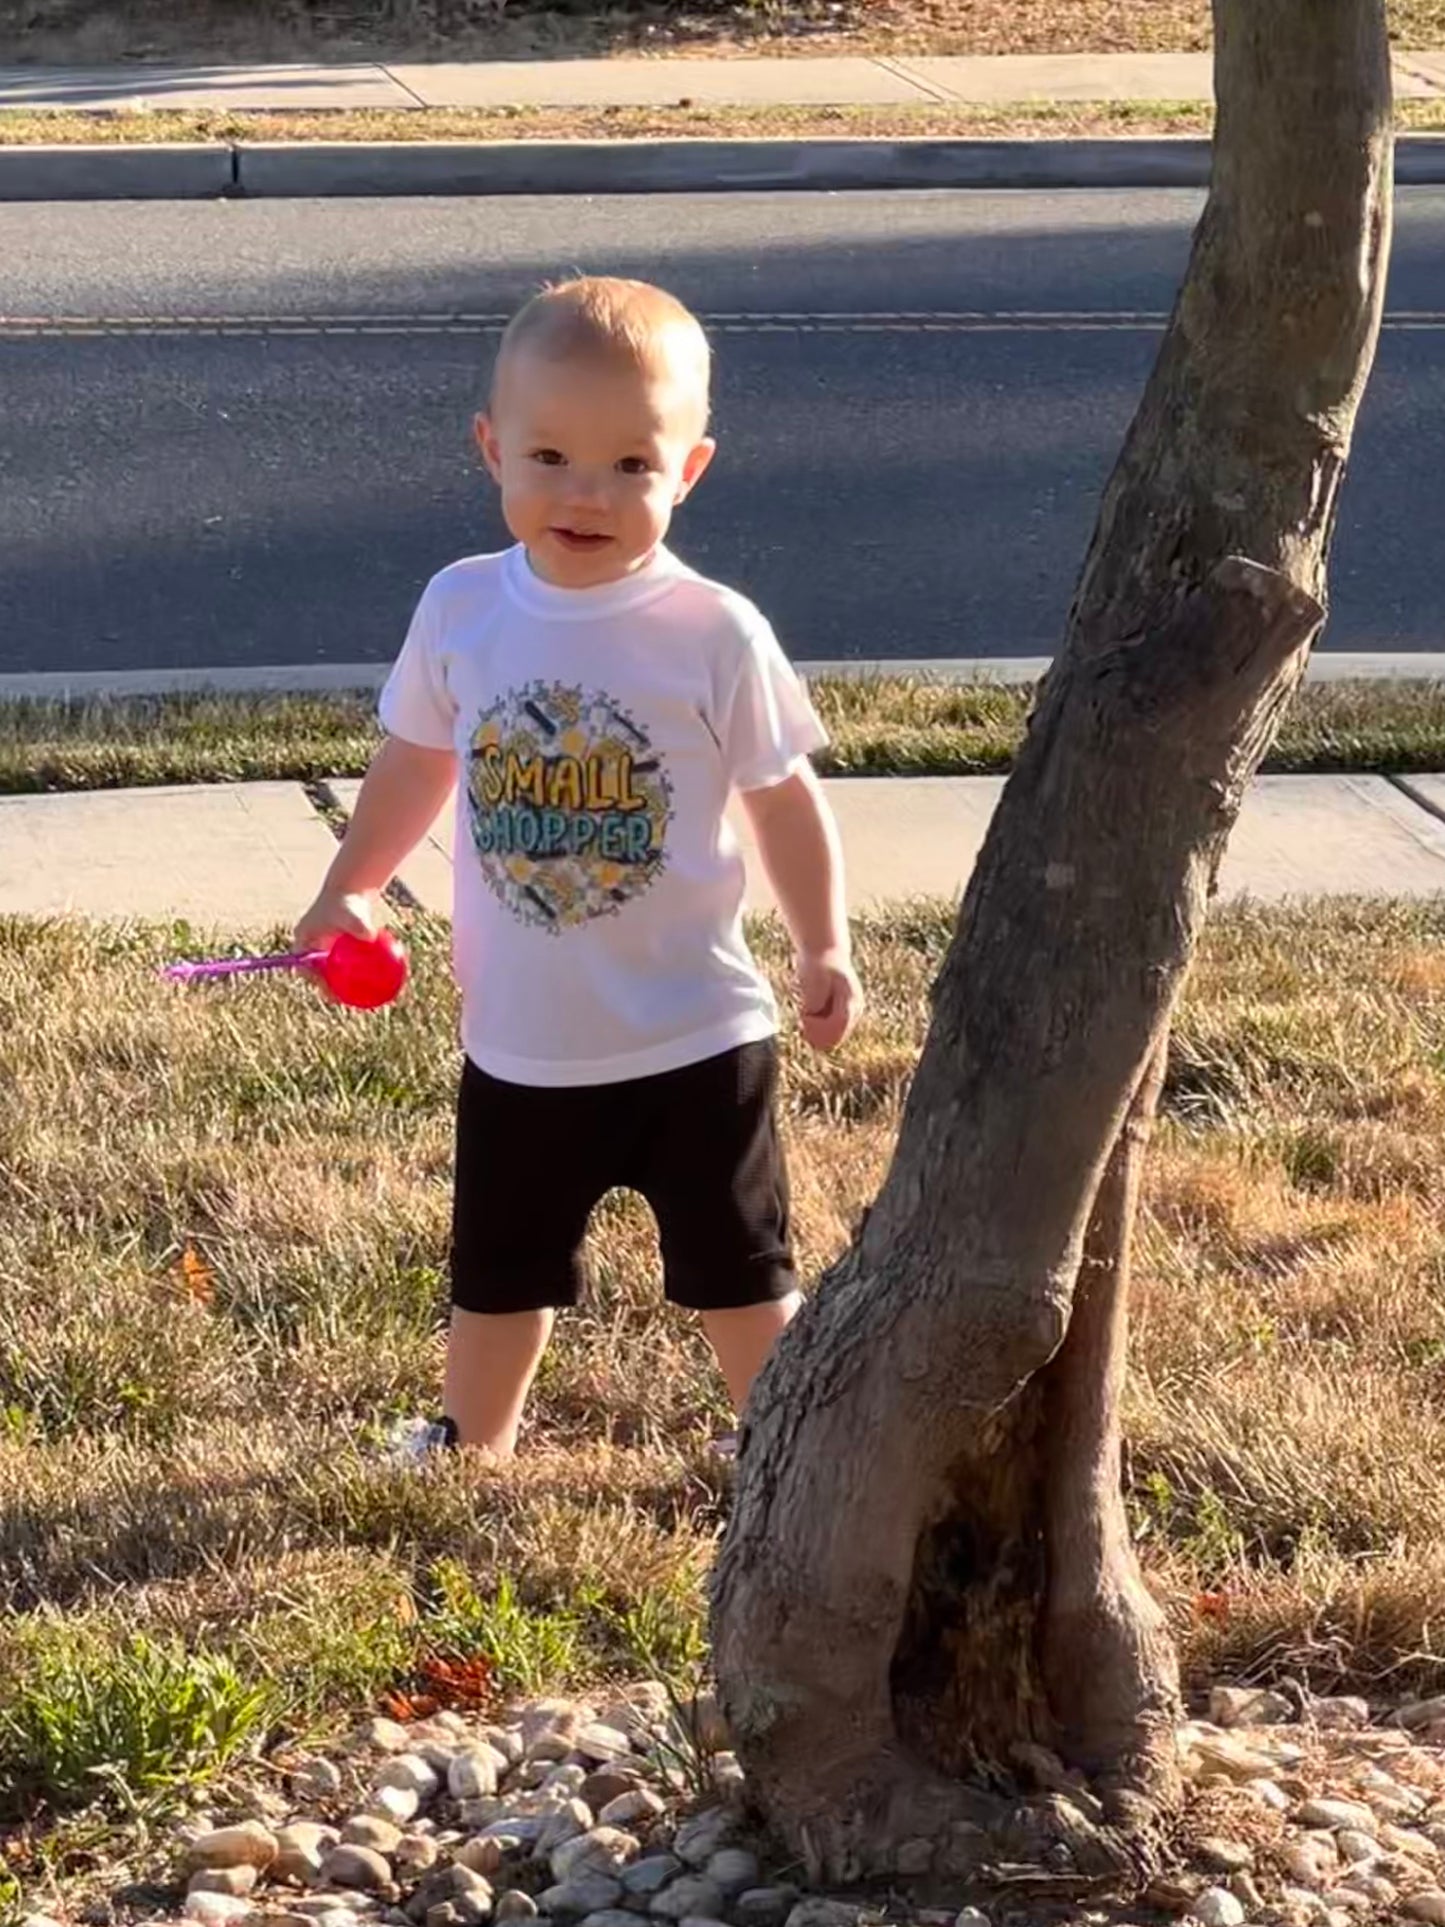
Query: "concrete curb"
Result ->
[[5, 134, 1445, 199], [0, 140, 233, 198], [233, 134, 1219, 196], [4, 654, 1444, 702]]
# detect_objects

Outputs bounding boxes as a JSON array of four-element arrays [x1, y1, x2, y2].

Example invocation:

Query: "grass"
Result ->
[[7, 0, 1445, 68], [0, 101, 1217, 146], [3, 889, 1445, 1880], [5, 97, 1445, 147], [0, 1636, 273, 1815], [5, 678, 1445, 793]]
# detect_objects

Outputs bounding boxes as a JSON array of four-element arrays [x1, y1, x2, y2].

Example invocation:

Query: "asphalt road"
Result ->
[[2, 188, 1444, 676]]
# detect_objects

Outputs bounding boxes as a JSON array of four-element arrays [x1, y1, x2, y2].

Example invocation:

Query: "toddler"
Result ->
[[295, 276, 861, 1457]]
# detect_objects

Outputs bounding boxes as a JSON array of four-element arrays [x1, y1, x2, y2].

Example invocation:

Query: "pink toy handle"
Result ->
[[161, 949, 326, 983]]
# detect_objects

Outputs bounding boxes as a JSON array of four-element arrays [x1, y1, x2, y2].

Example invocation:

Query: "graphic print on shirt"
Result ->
[[466, 681, 674, 932]]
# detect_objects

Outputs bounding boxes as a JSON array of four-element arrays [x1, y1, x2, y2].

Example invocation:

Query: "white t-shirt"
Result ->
[[379, 543, 828, 1087]]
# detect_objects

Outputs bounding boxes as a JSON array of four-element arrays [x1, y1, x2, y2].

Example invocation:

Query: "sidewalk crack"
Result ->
[[380, 62, 429, 109], [869, 54, 958, 104], [1388, 772, 1445, 830]]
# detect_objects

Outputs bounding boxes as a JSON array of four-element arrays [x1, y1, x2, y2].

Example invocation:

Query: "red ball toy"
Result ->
[[315, 929, 410, 1009], [162, 928, 410, 1009]]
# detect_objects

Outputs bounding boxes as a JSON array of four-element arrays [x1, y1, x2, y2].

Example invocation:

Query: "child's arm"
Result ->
[[741, 762, 863, 1052], [295, 735, 456, 949]]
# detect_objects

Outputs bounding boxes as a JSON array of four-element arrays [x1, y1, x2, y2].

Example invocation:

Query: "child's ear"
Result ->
[[674, 437, 716, 504], [474, 413, 503, 483]]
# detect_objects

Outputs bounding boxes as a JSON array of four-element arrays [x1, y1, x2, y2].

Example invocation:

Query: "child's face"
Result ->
[[477, 346, 715, 589]]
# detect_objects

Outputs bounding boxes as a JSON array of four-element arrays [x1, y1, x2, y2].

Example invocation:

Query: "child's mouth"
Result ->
[[551, 528, 613, 552]]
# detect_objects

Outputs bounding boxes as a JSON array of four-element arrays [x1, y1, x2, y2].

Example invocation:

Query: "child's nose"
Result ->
[[564, 467, 610, 508]]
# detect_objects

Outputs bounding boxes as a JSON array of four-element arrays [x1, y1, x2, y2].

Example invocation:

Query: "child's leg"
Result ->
[[638, 1040, 799, 1424], [702, 1293, 801, 1413], [448, 1060, 606, 1459], [443, 1306, 554, 1458]]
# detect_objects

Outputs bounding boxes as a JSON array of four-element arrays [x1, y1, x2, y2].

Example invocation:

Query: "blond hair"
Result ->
[[493, 276, 711, 428]]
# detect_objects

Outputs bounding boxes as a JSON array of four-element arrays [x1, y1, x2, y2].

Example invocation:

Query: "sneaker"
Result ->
[[382, 1414, 458, 1467]]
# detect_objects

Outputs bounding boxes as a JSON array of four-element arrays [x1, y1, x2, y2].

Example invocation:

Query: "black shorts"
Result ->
[[450, 1038, 795, 1315]]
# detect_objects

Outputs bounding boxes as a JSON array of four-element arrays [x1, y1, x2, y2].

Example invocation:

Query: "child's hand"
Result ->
[[797, 948, 864, 1052], [294, 889, 378, 956]]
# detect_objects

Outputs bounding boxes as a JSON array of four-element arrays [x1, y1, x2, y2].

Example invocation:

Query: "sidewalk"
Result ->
[[1, 51, 1443, 114], [5, 773, 1445, 926]]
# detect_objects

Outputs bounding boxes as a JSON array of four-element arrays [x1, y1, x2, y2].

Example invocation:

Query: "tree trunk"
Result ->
[[711, 0, 1392, 1890]]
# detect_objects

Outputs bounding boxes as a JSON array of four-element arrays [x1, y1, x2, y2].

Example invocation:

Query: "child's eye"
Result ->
[[531, 449, 565, 466], [616, 457, 653, 475]]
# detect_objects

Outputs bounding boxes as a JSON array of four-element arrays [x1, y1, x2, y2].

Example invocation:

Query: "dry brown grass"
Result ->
[[12, 98, 1445, 147], [2, 894, 1445, 1837], [0, 100, 1221, 146], [3, 0, 1444, 68]]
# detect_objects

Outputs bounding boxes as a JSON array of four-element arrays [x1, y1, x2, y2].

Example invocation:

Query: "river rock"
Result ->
[[1340, 1870, 1395, 1904], [320, 1847, 395, 1894], [368, 1786, 421, 1828], [395, 1835, 442, 1877], [621, 1856, 683, 1898], [652, 1879, 725, 1921], [536, 1876, 623, 1917], [1280, 1841, 1336, 1890], [342, 1818, 403, 1856], [188, 1824, 280, 1874], [1297, 1800, 1376, 1833], [598, 1682, 671, 1737], [457, 1840, 508, 1877], [574, 1724, 631, 1764], [357, 1720, 413, 1755], [1309, 1696, 1370, 1729], [1383, 1824, 1441, 1860], [545, 1767, 588, 1797], [276, 1823, 340, 1883], [705, 1850, 760, 1896], [1337, 1829, 1379, 1866], [535, 1800, 594, 1859], [1209, 1686, 1290, 1729], [672, 1813, 735, 1870], [450, 1752, 503, 1802], [1280, 1888, 1328, 1922], [183, 1896, 253, 1927], [1249, 1778, 1291, 1813], [1188, 1891, 1244, 1927], [598, 1789, 664, 1830], [187, 1868, 258, 1899], [474, 1819, 544, 1849], [522, 1702, 581, 1763], [552, 1829, 640, 1884], [495, 1897, 538, 1923], [1190, 1736, 1280, 1783], [376, 1756, 442, 1802]]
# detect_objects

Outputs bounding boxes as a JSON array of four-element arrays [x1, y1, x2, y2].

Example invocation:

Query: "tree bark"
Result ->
[[712, 0, 1392, 1890]]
